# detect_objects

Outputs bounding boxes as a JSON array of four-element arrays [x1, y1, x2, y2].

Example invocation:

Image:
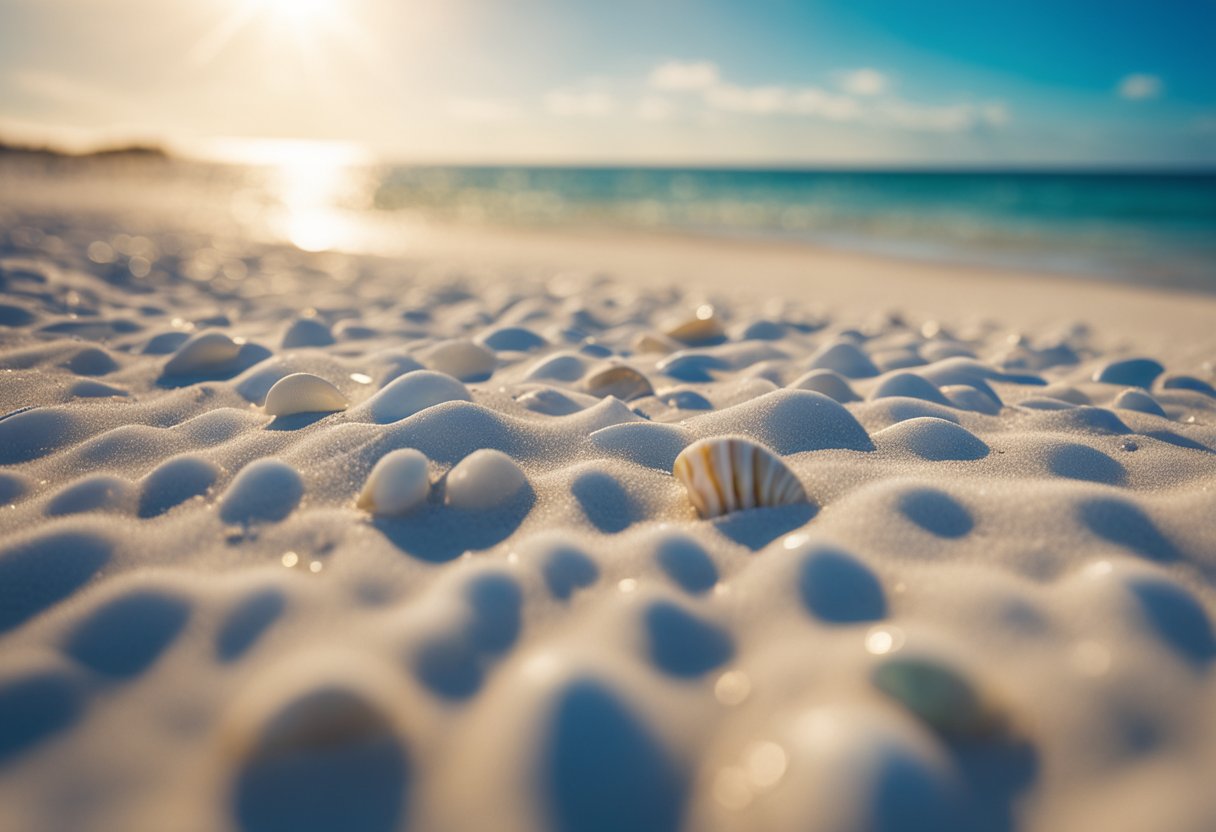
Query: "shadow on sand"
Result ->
[[371, 487, 536, 562]]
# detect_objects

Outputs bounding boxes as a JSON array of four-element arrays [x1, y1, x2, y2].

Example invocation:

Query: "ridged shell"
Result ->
[[584, 365, 655, 401], [673, 436, 807, 518]]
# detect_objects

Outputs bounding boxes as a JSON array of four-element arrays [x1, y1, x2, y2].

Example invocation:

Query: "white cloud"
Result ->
[[639, 60, 1008, 133], [545, 90, 616, 118], [788, 89, 863, 121], [541, 61, 1008, 136], [649, 60, 720, 92], [838, 68, 889, 96], [699, 79, 1002, 132], [445, 97, 520, 122], [704, 84, 790, 115], [875, 101, 1009, 132], [636, 96, 673, 121], [703, 84, 861, 120], [1118, 74, 1162, 100], [982, 103, 1011, 126]]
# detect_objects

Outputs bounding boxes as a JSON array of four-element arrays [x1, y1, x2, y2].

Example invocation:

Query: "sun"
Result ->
[[252, 0, 337, 29], [191, 0, 357, 68]]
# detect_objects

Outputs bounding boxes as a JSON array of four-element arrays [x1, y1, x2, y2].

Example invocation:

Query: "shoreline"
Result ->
[[2, 205, 1216, 831], [359, 220, 1216, 358], [3, 188, 1212, 356]]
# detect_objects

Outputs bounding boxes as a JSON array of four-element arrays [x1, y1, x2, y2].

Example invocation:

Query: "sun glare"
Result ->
[[252, 0, 336, 27], [191, 0, 352, 67], [198, 138, 374, 252]]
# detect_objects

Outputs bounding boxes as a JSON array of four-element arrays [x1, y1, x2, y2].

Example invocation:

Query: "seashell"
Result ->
[[357, 449, 430, 516], [264, 373, 348, 416], [871, 652, 995, 737], [362, 370, 470, 424], [584, 365, 654, 401], [163, 330, 242, 375], [665, 306, 726, 346], [673, 436, 807, 518], [445, 449, 528, 510], [633, 331, 682, 354]]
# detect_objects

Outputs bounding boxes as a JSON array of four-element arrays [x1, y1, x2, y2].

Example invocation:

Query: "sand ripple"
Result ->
[[1, 225, 1215, 831]]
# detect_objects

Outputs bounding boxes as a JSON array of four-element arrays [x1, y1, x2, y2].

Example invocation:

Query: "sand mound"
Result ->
[[1, 220, 1215, 831]]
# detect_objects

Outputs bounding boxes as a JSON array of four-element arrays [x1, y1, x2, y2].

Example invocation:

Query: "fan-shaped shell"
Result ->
[[673, 436, 807, 518]]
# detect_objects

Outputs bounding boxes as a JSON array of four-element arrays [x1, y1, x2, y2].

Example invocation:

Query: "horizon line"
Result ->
[[4, 134, 1216, 175]]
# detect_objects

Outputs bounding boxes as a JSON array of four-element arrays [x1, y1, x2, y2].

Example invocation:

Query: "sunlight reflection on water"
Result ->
[[208, 139, 383, 253], [263, 144, 371, 252], [274, 156, 355, 252]]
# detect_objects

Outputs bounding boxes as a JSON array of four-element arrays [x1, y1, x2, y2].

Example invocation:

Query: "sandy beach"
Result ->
[[4, 0, 1216, 826], [1, 196, 1215, 832]]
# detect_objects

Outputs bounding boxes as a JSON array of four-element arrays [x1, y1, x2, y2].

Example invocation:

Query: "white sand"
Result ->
[[1, 211, 1215, 832]]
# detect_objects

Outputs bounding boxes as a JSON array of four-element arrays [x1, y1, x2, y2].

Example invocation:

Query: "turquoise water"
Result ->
[[3, 156, 1214, 291], [373, 168, 1216, 290]]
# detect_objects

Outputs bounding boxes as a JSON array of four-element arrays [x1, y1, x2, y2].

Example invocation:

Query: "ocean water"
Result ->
[[3, 155, 1215, 291], [372, 167, 1216, 290]]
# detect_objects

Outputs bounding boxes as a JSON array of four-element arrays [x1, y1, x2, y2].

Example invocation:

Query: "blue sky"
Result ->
[[1, 0, 1213, 165]]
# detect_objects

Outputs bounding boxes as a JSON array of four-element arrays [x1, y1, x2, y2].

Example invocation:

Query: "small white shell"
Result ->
[[673, 436, 807, 518], [164, 330, 241, 375], [264, 373, 348, 416], [585, 365, 655, 401], [357, 449, 430, 516], [364, 370, 471, 423], [445, 449, 527, 510]]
